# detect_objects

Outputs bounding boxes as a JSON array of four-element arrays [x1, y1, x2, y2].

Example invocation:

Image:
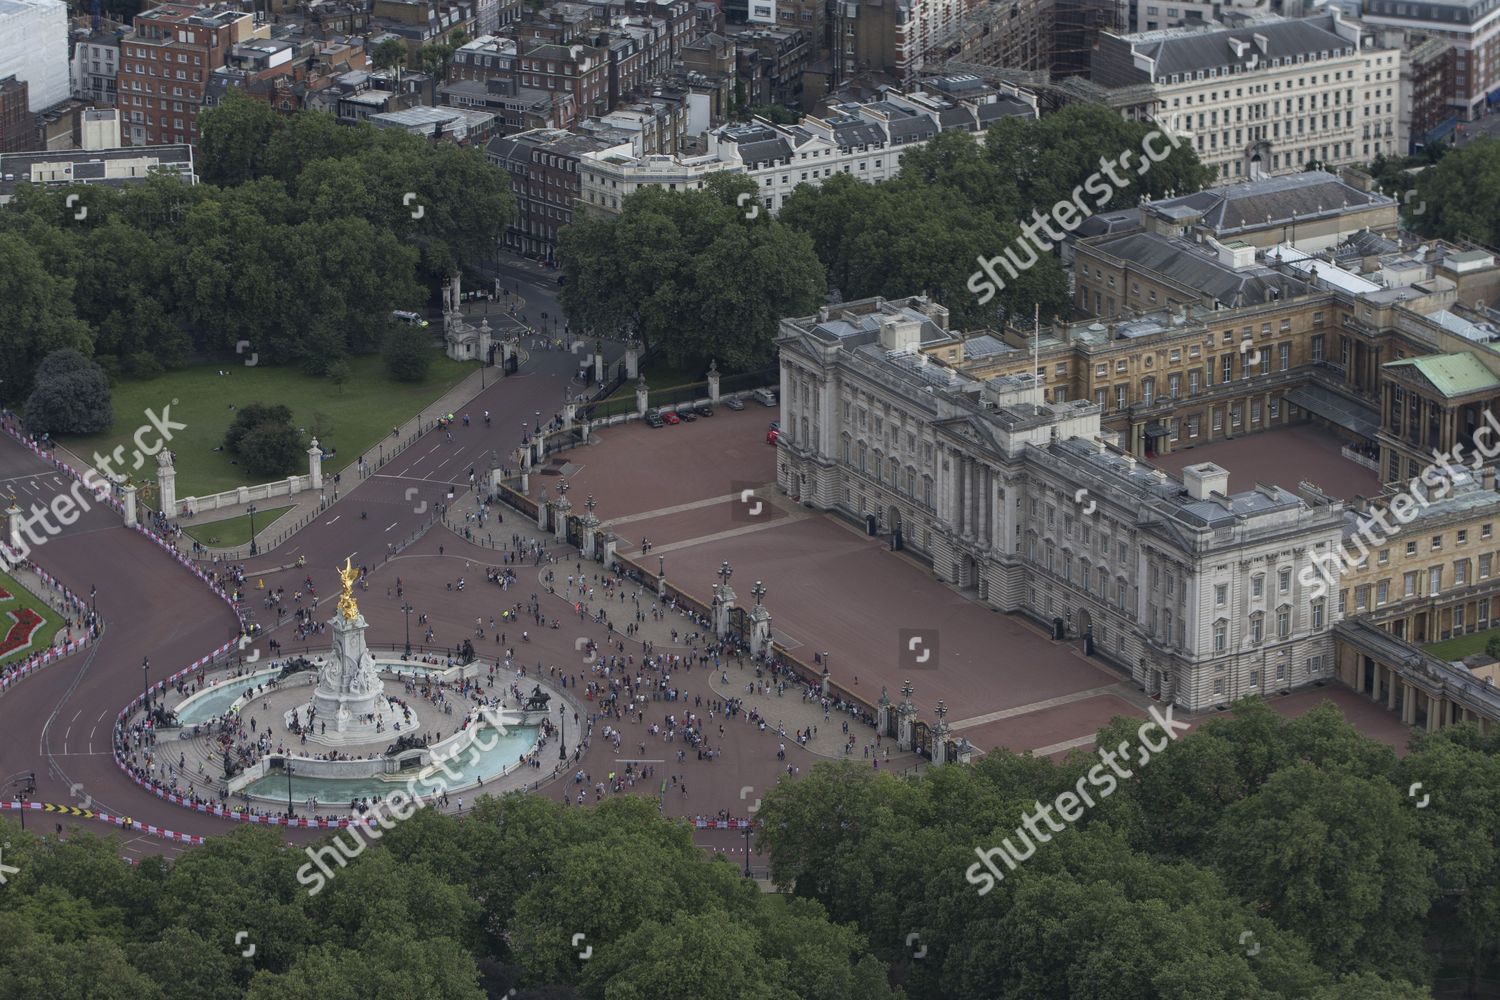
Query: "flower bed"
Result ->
[[0, 607, 45, 659]]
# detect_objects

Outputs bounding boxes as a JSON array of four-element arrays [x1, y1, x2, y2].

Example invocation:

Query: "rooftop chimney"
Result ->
[[1183, 462, 1230, 500]]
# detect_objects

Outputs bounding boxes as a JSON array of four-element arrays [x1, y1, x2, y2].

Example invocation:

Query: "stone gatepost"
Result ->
[[876, 686, 892, 736], [553, 481, 571, 544], [563, 400, 577, 428], [593, 340, 604, 384], [750, 605, 772, 657], [896, 680, 917, 752], [932, 702, 952, 764], [157, 452, 177, 516], [603, 531, 618, 569], [4, 502, 22, 562], [713, 586, 735, 638], [708, 359, 721, 403], [635, 378, 649, 416], [308, 438, 324, 492], [625, 343, 640, 379], [536, 492, 549, 531], [121, 481, 137, 527]]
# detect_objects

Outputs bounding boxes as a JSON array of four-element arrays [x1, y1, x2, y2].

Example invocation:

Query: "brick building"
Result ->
[[116, 3, 254, 147]]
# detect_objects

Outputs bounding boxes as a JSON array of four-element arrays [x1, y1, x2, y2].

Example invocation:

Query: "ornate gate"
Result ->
[[729, 606, 750, 641], [912, 720, 932, 759], [566, 515, 583, 547]]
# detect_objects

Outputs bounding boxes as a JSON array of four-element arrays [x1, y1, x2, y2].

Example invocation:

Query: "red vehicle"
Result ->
[[766, 428, 779, 445], [663, 411, 682, 425]]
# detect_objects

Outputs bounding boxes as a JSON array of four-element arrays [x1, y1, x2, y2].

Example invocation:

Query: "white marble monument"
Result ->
[[289, 558, 398, 747]]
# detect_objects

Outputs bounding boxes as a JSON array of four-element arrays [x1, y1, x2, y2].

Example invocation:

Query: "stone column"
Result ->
[[708, 360, 721, 403], [714, 585, 736, 637], [537, 495, 549, 531], [308, 438, 324, 492], [626, 344, 640, 380], [581, 515, 599, 559], [3, 502, 22, 565], [122, 482, 137, 527], [750, 606, 773, 657], [563, 400, 577, 428], [603, 531, 618, 569], [593, 343, 604, 384], [635, 378, 649, 417], [158, 462, 177, 518]]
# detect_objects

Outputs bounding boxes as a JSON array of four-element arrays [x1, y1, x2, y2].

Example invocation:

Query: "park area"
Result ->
[[0, 571, 61, 666], [181, 505, 293, 547], [62, 354, 474, 497]]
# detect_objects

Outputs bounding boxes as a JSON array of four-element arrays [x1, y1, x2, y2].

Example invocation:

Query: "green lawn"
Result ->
[[0, 570, 64, 666], [182, 505, 293, 548], [605, 357, 709, 400], [1426, 627, 1500, 661], [65, 354, 473, 498]]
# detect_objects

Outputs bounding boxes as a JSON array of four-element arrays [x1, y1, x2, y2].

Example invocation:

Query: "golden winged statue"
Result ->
[[337, 557, 360, 620]]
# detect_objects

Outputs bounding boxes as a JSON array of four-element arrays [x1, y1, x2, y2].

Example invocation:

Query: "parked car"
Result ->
[[695, 402, 714, 417], [724, 397, 745, 411], [679, 409, 697, 422], [645, 410, 664, 428], [391, 310, 429, 327], [766, 428, 779, 445], [752, 388, 777, 406], [663, 411, 681, 425]]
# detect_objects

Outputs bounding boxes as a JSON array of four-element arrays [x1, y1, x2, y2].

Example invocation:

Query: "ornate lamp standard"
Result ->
[[246, 503, 259, 556], [402, 603, 414, 656]]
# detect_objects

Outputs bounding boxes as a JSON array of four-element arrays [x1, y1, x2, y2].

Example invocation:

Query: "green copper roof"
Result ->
[[1385, 353, 1500, 398]]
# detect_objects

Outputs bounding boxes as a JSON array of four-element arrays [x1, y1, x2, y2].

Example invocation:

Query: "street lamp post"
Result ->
[[558, 702, 567, 761], [402, 603, 414, 656], [743, 820, 752, 877], [90, 585, 96, 615], [141, 656, 149, 710], [658, 555, 665, 578], [246, 503, 258, 556], [285, 758, 294, 819]]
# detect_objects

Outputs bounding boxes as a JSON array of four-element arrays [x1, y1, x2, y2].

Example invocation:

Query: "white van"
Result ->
[[392, 310, 429, 327], [753, 388, 778, 407]]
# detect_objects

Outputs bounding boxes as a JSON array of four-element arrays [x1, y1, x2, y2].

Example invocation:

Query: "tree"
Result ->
[[1209, 764, 1437, 982], [224, 403, 303, 478], [1406, 140, 1500, 243], [0, 231, 93, 405], [559, 175, 823, 369], [372, 38, 408, 86], [23, 349, 112, 437], [384, 325, 433, 383], [225, 403, 294, 454], [237, 423, 305, 479], [327, 360, 352, 394], [196, 89, 283, 188]]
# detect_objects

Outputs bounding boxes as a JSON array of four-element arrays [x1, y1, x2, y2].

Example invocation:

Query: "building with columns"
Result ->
[[775, 294, 1349, 710]]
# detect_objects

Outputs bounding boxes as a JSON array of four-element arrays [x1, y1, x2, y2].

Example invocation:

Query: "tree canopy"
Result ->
[[562, 105, 1212, 341], [0, 795, 893, 1000], [0, 90, 513, 405], [558, 173, 825, 371]]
